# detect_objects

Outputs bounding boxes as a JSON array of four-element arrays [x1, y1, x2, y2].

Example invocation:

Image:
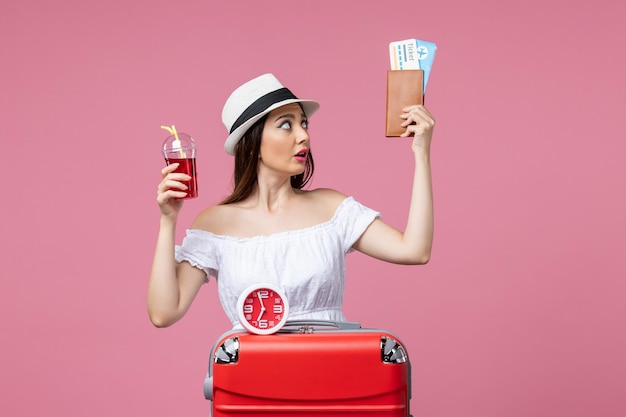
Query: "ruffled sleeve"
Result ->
[[334, 197, 381, 253], [174, 230, 219, 282]]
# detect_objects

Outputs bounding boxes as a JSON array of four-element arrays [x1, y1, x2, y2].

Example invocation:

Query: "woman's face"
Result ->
[[259, 103, 310, 177]]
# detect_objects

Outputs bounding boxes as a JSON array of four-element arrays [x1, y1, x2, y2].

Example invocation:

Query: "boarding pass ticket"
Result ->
[[389, 38, 437, 92]]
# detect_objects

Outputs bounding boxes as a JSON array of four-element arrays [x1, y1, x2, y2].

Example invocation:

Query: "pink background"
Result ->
[[2, 0, 625, 416]]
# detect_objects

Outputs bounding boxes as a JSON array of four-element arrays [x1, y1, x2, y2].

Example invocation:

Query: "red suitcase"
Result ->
[[204, 321, 412, 416]]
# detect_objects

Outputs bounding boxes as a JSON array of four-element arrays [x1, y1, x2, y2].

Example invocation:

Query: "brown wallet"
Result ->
[[385, 70, 424, 136]]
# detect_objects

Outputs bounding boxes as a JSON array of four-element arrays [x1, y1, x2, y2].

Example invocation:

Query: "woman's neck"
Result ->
[[247, 174, 299, 213]]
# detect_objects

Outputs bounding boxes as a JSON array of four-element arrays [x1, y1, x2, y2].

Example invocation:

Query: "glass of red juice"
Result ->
[[162, 132, 198, 199]]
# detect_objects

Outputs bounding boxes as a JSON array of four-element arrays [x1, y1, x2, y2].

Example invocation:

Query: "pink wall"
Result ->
[[2, 0, 625, 416]]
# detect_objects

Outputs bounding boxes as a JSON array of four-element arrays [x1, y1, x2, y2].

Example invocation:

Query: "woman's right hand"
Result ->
[[157, 163, 190, 218]]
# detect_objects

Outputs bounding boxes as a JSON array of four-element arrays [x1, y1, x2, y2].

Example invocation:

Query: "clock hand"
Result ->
[[256, 291, 267, 322], [256, 306, 266, 322]]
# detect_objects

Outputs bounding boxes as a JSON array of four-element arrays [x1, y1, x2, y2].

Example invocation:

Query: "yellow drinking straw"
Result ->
[[160, 124, 184, 157]]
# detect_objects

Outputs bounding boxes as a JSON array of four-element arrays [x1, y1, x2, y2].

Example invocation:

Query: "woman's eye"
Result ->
[[280, 121, 292, 129], [302, 120, 308, 129]]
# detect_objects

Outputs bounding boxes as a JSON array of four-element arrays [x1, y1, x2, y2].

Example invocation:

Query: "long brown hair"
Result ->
[[220, 113, 315, 205]]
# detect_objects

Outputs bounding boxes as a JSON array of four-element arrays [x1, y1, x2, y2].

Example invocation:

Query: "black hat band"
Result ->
[[229, 87, 298, 134]]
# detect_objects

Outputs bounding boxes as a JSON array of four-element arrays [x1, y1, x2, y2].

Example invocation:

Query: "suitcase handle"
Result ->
[[280, 320, 362, 333]]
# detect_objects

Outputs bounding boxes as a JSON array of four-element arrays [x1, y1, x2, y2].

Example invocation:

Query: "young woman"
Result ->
[[148, 73, 435, 328]]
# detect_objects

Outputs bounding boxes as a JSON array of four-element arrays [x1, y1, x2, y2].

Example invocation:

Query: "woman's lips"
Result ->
[[294, 148, 308, 162]]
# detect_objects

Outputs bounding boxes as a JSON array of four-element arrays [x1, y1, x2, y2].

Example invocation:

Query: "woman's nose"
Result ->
[[296, 127, 310, 144]]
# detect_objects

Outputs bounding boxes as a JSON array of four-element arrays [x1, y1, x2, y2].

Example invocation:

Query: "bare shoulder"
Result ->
[[190, 204, 235, 233], [303, 187, 347, 201], [298, 188, 349, 216], [189, 189, 351, 237]]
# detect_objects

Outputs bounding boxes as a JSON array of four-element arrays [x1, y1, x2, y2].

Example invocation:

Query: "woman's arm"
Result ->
[[147, 164, 206, 327], [353, 104, 435, 264]]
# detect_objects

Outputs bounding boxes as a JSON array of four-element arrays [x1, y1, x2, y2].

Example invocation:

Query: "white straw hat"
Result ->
[[222, 73, 320, 156]]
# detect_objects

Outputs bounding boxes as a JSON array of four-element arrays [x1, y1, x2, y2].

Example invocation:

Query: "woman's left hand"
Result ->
[[353, 104, 436, 264], [399, 105, 435, 153]]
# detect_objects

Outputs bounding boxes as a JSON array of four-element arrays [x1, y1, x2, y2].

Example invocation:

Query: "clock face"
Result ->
[[236, 283, 289, 335]]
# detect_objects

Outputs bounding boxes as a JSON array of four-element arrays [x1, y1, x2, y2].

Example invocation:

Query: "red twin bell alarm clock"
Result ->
[[236, 283, 289, 335]]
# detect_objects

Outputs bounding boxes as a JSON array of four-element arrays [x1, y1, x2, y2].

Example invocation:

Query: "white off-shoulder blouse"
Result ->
[[175, 196, 380, 326]]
